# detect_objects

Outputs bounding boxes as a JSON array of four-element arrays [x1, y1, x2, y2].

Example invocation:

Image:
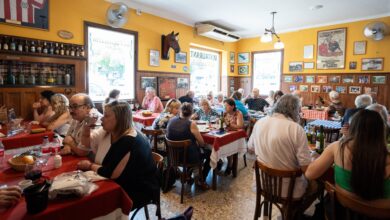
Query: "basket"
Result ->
[[142, 111, 153, 117], [8, 156, 36, 172]]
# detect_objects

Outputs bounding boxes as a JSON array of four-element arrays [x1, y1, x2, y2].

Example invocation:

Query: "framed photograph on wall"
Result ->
[[335, 86, 347, 94], [289, 85, 297, 92], [238, 52, 250, 64], [353, 41, 366, 55], [141, 77, 157, 89], [349, 61, 357, 70], [342, 75, 354, 83], [299, 85, 309, 92], [230, 65, 234, 73], [364, 86, 378, 95], [304, 45, 314, 59], [177, 78, 189, 89], [361, 58, 384, 71], [238, 65, 249, 75], [316, 28, 346, 69], [294, 75, 304, 83], [284, 75, 293, 83], [175, 52, 187, 64], [311, 85, 320, 93], [349, 86, 361, 94], [158, 77, 177, 100], [230, 52, 235, 64], [329, 76, 340, 83], [322, 85, 333, 93], [317, 75, 328, 83], [289, 62, 303, 72], [306, 76, 315, 83], [357, 75, 369, 84], [372, 76, 386, 84], [149, 49, 160, 66], [304, 62, 314, 69]]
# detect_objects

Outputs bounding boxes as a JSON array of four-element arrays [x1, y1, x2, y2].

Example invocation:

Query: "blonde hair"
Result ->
[[164, 99, 181, 113], [105, 101, 134, 138], [48, 94, 69, 122], [199, 98, 211, 109]]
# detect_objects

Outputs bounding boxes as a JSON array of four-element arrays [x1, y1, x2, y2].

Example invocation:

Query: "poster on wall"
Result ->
[[141, 77, 157, 89], [158, 77, 177, 100], [0, 0, 50, 30], [316, 28, 346, 69]]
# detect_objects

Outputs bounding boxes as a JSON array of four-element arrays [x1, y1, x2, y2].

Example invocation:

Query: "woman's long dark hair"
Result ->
[[339, 109, 388, 200]]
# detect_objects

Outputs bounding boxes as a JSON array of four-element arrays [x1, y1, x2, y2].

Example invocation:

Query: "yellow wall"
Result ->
[[0, 0, 235, 75], [237, 16, 390, 75]]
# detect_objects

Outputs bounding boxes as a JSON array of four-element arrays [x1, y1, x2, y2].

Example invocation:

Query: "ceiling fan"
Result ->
[[106, 3, 129, 28], [363, 22, 388, 41]]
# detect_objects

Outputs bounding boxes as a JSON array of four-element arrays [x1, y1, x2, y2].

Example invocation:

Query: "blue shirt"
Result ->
[[234, 100, 248, 117]]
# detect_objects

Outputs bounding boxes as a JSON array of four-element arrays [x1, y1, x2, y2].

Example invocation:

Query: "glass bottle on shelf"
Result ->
[[3, 36, 9, 50], [36, 40, 42, 53], [64, 68, 71, 86], [24, 40, 29, 53], [49, 42, 54, 54], [80, 47, 85, 57], [70, 46, 75, 56], [75, 47, 80, 57], [10, 38, 16, 51], [54, 43, 60, 55], [42, 42, 48, 54], [30, 41, 36, 53], [56, 66, 63, 85], [18, 66, 25, 85], [47, 71, 54, 85], [28, 72, 36, 85], [0, 73, 4, 85], [17, 39, 23, 52], [0, 37, 2, 50], [60, 44, 65, 56], [39, 66, 46, 85], [7, 64, 15, 85], [65, 45, 70, 56]]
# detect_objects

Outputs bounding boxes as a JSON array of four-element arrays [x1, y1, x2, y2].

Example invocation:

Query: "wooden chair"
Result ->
[[165, 136, 204, 204], [325, 181, 390, 220], [253, 160, 305, 220], [141, 127, 164, 153], [314, 126, 340, 143], [130, 152, 164, 220]]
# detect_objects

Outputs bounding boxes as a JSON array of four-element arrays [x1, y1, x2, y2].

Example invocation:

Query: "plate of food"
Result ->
[[142, 110, 153, 117], [199, 128, 210, 133]]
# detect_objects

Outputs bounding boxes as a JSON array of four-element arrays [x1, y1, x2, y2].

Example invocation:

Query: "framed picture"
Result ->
[[349, 86, 361, 94], [329, 76, 340, 83], [306, 75, 315, 83], [317, 75, 328, 83], [294, 75, 304, 83], [353, 41, 366, 55], [289, 85, 297, 92], [364, 86, 378, 95], [230, 52, 235, 64], [149, 49, 160, 66], [175, 52, 187, 64], [322, 85, 333, 93], [238, 52, 250, 64], [299, 85, 309, 92], [349, 61, 357, 70], [158, 77, 177, 100], [0, 0, 49, 30], [342, 75, 354, 83], [316, 28, 346, 69], [357, 75, 369, 84], [230, 79, 235, 86], [238, 65, 249, 75], [335, 86, 347, 94], [177, 78, 189, 89], [304, 62, 314, 69], [304, 45, 314, 59], [289, 62, 303, 72], [230, 65, 234, 73], [141, 77, 157, 89], [361, 58, 384, 71], [372, 76, 386, 84], [284, 75, 293, 83], [311, 85, 320, 93]]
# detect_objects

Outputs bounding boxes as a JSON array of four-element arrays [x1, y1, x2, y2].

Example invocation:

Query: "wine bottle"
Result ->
[[30, 41, 36, 53], [0, 73, 4, 85], [7, 64, 15, 85], [3, 37, 9, 50], [60, 44, 65, 56], [64, 71, 70, 86], [28, 72, 35, 85], [24, 40, 29, 53], [18, 66, 25, 85], [80, 47, 85, 57], [36, 40, 42, 53], [65, 45, 70, 56], [42, 42, 48, 54], [9, 38, 16, 51], [70, 46, 75, 56], [54, 43, 60, 55], [219, 112, 225, 132], [17, 39, 23, 52], [315, 126, 325, 154], [49, 42, 54, 54]]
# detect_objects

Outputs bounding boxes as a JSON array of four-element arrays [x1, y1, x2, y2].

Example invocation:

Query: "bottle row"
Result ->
[[0, 35, 85, 58]]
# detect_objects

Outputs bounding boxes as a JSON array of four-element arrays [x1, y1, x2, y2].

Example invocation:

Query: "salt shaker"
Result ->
[[54, 155, 62, 168]]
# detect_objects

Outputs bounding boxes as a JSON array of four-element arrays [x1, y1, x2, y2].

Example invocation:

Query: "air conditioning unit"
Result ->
[[196, 23, 240, 42]]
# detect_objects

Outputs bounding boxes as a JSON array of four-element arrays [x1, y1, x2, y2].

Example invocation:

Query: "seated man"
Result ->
[[341, 94, 372, 127], [61, 93, 102, 156], [244, 88, 269, 112], [248, 94, 318, 211], [178, 90, 195, 104]]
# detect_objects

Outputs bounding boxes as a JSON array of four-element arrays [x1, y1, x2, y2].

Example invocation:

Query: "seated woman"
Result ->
[[153, 98, 181, 130], [206, 91, 215, 106], [191, 98, 219, 122], [223, 98, 244, 130], [41, 94, 71, 136], [32, 90, 55, 124], [166, 102, 211, 189], [231, 91, 249, 120], [77, 101, 160, 209], [214, 92, 224, 108], [272, 90, 284, 106], [306, 110, 390, 208], [141, 87, 164, 113], [326, 90, 345, 117], [103, 89, 120, 106]]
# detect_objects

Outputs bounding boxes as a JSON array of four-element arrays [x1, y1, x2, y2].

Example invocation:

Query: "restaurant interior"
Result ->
[[0, 0, 390, 219]]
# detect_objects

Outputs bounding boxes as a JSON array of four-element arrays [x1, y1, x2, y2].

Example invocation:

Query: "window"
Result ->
[[86, 23, 137, 101], [252, 50, 283, 96], [190, 48, 220, 97]]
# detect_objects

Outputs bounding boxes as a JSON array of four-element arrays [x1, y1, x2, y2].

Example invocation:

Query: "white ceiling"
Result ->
[[111, 0, 390, 38]]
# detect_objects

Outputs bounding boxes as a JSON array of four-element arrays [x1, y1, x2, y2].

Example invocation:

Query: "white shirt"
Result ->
[[265, 97, 274, 106], [248, 113, 311, 198]]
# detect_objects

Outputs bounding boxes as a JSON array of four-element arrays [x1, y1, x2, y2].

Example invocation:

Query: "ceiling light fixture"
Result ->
[[260, 11, 284, 49]]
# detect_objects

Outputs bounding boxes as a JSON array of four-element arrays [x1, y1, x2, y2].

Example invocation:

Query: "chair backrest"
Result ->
[[142, 127, 164, 152], [164, 136, 192, 167], [314, 126, 340, 143], [254, 160, 302, 204], [325, 181, 390, 219], [152, 152, 164, 170]]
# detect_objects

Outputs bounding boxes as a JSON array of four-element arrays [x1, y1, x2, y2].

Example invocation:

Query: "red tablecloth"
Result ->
[[133, 113, 159, 127], [0, 155, 132, 220], [202, 129, 247, 152], [301, 109, 329, 120], [0, 131, 54, 150]]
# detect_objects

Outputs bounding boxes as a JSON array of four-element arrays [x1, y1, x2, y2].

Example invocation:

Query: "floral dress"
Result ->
[[195, 108, 219, 121], [224, 111, 239, 127]]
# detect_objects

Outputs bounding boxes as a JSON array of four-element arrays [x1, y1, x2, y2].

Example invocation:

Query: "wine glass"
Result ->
[[135, 103, 140, 111], [24, 162, 42, 181]]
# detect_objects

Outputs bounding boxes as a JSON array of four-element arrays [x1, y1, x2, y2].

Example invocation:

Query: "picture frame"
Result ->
[[329, 76, 341, 83], [342, 76, 354, 83], [175, 52, 187, 64], [149, 49, 160, 67], [294, 75, 304, 83], [289, 85, 297, 92], [141, 77, 157, 89], [238, 52, 250, 64], [316, 28, 346, 69], [304, 62, 314, 69], [361, 58, 384, 71], [364, 86, 378, 95], [353, 41, 366, 55], [230, 65, 234, 73], [0, 0, 49, 30], [284, 75, 293, 83], [372, 75, 386, 84], [230, 52, 235, 64], [289, 62, 303, 72], [349, 61, 357, 70], [322, 85, 333, 93], [335, 86, 347, 94], [299, 85, 309, 92], [311, 85, 320, 93], [238, 65, 249, 75], [357, 75, 369, 84], [306, 76, 315, 83], [177, 78, 189, 89], [304, 45, 314, 59], [317, 75, 328, 84], [349, 86, 361, 94], [158, 77, 177, 100]]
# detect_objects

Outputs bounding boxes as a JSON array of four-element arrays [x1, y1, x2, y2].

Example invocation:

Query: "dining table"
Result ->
[[0, 152, 132, 220], [132, 111, 160, 127], [0, 125, 54, 150], [301, 108, 329, 120]]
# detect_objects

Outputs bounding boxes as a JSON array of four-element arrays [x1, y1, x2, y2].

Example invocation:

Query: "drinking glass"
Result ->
[[24, 162, 42, 181]]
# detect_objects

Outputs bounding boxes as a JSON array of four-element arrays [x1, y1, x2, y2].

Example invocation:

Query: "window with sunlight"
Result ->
[[252, 51, 283, 96]]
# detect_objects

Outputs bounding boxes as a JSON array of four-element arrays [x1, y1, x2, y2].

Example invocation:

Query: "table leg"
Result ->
[[212, 169, 217, 190], [232, 153, 238, 178]]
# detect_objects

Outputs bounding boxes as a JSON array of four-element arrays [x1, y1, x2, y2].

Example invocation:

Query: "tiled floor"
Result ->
[[130, 153, 318, 220]]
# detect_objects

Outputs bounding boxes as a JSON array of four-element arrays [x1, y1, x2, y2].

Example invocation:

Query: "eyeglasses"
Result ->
[[68, 104, 86, 110]]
